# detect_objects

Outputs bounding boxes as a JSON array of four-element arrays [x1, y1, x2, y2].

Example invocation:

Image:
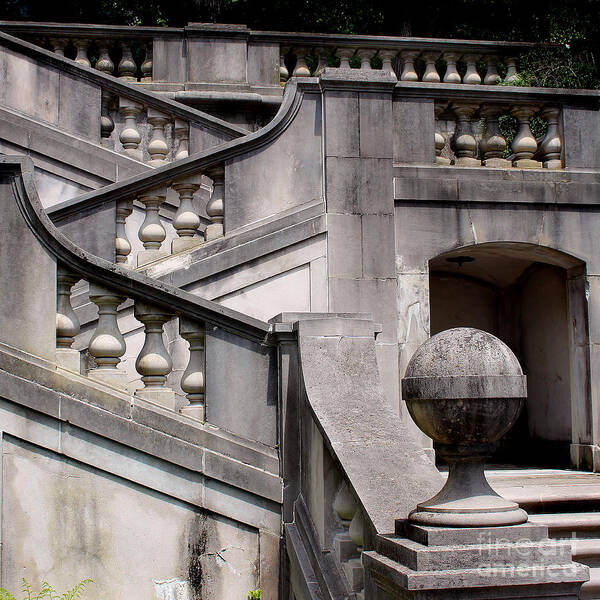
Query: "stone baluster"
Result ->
[[484, 56, 501, 85], [539, 106, 562, 169], [480, 104, 510, 168], [56, 266, 81, 372], [337, 48, 354, 69], [292, 48, 311, 77], [87, 284, 127, 388], [462, 54, 481, 84], [147, 108, 171, 167], [451, 103, 481, 166], [422, 52, 440, 83], [118, 97, 143, 161], [505, 56, 519, 84], [118, 43, 137, 81], [313, 47, 328, 76], [50, 38, 68, 57], [74, 39, 90, 67], [134, 302, 175, 409], [379, 49, 397, 79], [511, 105, 542, 168], [442, 52, 461, 84], [172, 175, 202, 253], [279, 47, 289, 85], [179, 318, 206, 421], [333, 482, 364, 595], [100, 94, 115, 148], [434, 103, 451, 166], [115, 198, 134, 265], [141, 44, 153, 82], [357, 48, 374, 70], [174, 119, 190, 160], [399, 50, 419, 81], [95, 45, 114, 75], [137, 187, 169, 266], [346, 509, 365, 595], [205, 166, 225, 241]]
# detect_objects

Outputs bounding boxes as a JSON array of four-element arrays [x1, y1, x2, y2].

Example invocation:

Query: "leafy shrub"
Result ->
[[0, 579, 93, 600]]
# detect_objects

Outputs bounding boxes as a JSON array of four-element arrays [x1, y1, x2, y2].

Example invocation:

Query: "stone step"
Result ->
[[528, 512, 600, 535], [580, 566, 600, 599], [495, 485, 600, 513]]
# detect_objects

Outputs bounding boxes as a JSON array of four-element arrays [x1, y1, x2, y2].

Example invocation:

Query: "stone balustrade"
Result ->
[[115, 168, 224, 268], [99, 93, 191, 165], [37, 36, 154, 81], [281, 46, 524, 85], [0, 21, 543, 91], [435, 100, 563, 169], [55, 264, 206, 418]]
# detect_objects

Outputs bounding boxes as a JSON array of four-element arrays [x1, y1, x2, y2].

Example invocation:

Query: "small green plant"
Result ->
[[247, 590, 261, 600], [0, 578, 93, 600]]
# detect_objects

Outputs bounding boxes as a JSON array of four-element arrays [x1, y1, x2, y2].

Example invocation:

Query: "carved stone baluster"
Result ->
[[337, 48, 354, 69], [400, 50, 419, 81], [137, 187, 168, 266], [442, 52, 461, 84], [434, 103, 451, 166], [179, 318, 206, 421], [279, 47, 289, 85], [505, 56, 519, 83], [313, 47, 328, 76], [451, 103, 481, 166], [379, 49, 397, 79], [141, 43, 153, 82], [484, 56, 501, 85], [118, 97, 143, 161], [147, 108, 171, 167], [74, 39, 90, 67], [100, 94, 115, 148], [115, 198, 134, 265], [172, 175, 202, 253], [50, 38, 68, 57], [56, 266, 81, 372], [511, 105, 542, 168], [480, 105, 510, 168], [357, 48, 374, 70], [174, 119, 190, 160], [118, 43, 137, 81], [539, 106, 562, 169], [422, 52, 440, 83], [292, 48, 311, 77], [205, 166, 225, 241], [463, 54, 481, 84], [87, 284, 127, 388], [134, 302, 175, 409], [334, 481, 356, 530], [95, 45, 114, 75]]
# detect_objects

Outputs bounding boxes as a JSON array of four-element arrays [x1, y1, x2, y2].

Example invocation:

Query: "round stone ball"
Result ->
[[402, 328, 527, 447]]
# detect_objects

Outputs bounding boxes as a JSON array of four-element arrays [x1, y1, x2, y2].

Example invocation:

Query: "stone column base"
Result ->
[[56, 348, 81, 373], [570, 443, 600, 472], [87, 368, 128, 389], [136, 388, 176, 410], [172, 237, 203, 254], [137, 249, 169, 267]]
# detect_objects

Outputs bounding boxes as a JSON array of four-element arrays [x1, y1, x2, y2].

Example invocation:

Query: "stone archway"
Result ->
[[428, 242, 590, 469]]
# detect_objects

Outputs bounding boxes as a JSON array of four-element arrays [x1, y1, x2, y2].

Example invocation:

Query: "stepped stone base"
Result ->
[[363, 521, 589, 600]]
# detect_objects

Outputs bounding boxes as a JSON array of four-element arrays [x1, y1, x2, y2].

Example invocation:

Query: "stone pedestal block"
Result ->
[[87, 368, 128, 389], [363, 521, 588, 600], [135, 388, 176, 410], [56, 348, 80, 373]]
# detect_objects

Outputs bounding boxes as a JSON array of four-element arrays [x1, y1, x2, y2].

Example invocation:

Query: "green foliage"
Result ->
[[247, 591, 261, 600], [0, 579, 93, 600]]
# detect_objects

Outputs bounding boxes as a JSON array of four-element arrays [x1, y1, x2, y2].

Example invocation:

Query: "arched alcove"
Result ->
[[429, 242, 589, 468]]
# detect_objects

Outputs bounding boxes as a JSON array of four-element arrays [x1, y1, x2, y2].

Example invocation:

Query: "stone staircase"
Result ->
[[488, 469, 600, 600]]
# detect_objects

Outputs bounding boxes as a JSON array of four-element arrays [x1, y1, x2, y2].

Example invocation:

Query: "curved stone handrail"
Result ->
[[47, 76, 313, 220], [2, 155, 272, 344], [0, 30, 248, 139]]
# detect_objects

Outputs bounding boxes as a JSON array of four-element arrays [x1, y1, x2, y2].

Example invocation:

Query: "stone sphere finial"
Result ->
[[402, 327, 528, 527]]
